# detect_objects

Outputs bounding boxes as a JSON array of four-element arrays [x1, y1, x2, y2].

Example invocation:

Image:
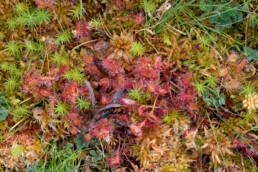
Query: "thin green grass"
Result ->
[[206, 112, 229, 172]]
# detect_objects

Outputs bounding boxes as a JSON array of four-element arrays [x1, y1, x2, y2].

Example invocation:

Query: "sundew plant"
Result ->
[[0, 0, 257, 171]]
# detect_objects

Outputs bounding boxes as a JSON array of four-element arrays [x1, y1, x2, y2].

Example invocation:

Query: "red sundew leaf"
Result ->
[[103, 58, 124, 75], [138, 105, 149, 116], [107, 151, 122, 167], [62, 82, 82, 107], [79, 36, 93, 48], [132, 57, 159, 79], [245, 147, 258, 157], [101, 94, 111, 105], [129, 120, 147, 137], [115, 0, 123, 9], [155, 55, 162, 69], [120, 98, 137, 106], [184, 128, 197, 137], [39, 88, 52, 97], [178, 88, 196, 102], [177, 72, 194, 88], [34, 0, 55, 9], [49, 65, 70, 80], [147, 82, 156, 93], [23, 73, 41, 93], [135, 12, 145, 24], [39, 76, 55, 86], [85, 65, 102, 77], [75, 21, 91, 38], [99, 77, 111, 91], [67, 112, 82, 128], [113, 75, 126, 89], [83, 53, 95, 65], [68, 126, 78, 135], [114, 114, 130, 126], [145, 111, 160, 127], [156, 85, 168, 95], [93, 119, 112, 139], [232, 139, 248, 149], [235, 57, 248, 74], [183, 101, 198, 117]]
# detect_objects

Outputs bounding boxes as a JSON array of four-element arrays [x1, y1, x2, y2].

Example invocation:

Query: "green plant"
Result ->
[[70, 4, 81, 20], [57, 30, 72, 44], [6, 18, 19, 29], [24, 40, 39, 53], [5, 77, 20, 91], [4, 40, 23, 56], [0, 31, 5, 40], [11, 145, 25, 157], [52, 53, 69, 66], [128, 87, 143, 103], [29, 142, 85, 172], [160, 32, 172, 46], [143, 0, 157, 13], [0, 63, 23, 78], [74, 134, 89, 149], [89, 18, 102, 28], [12, 106, 30, 117], [90, 149, 102, 162], [203, 87, 225, 107], [35, 9, 51, 25], [193, 80, 207, 96], [19, 10, 38, 28], [199, 0, 243, 31], [239, 112, 256, 125], [54, 101, 69, 115], [63, 68, 85, 83], [14, 3, 29, 14], [0, 93, 9, 121], [205, 75, 218, 87], [0, 62, 11, 72], [248, 13, 258, 28], [243, 47, 258, 60], [163, 109, 179, 125], [241, 81, 256, 96], [252, 125, 258, 131], [76, 96, 91, 110], [130, 42, 145, 57]]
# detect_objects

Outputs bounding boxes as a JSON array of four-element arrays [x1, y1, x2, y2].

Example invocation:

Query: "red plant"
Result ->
[[131, 56, 160, 79], [178, 88, 196, 101], [235, 57, 248, 74], [101, 94, 111, 104], [129, 120, 147, 137], [67, 112, 82, 128], [114, 114, 130, 126], [183, 101, 198, 118], [75, 21, 91, 38], [93, 119, 113, 139], [177, 72, 196, 102], [39, 88, 52, 97], [45, 36, 58, 53], [135, 12, 145, 24], [107, 139, 122, 167], [120, 98, 137, 106], [62, 82, 82, 107], [102, 58, 124, 76], [34, 0, 55, 9]]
